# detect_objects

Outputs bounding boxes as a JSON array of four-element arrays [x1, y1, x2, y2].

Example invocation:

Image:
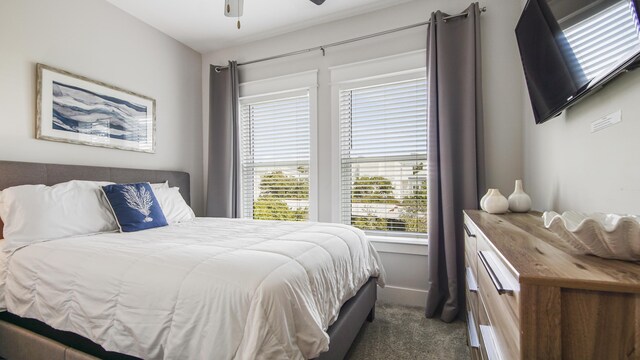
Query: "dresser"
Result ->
[[464, 210, 640, 360]]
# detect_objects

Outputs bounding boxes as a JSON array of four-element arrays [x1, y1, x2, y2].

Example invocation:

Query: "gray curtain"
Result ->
[[206, 61, 241, 218], [425, 3, 485, 322]]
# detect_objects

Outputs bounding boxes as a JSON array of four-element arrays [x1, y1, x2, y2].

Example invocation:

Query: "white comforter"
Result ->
[[1, 218, 385, 360]]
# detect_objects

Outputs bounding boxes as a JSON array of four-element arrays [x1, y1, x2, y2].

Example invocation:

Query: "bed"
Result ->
[[0, 160, 384, 360]]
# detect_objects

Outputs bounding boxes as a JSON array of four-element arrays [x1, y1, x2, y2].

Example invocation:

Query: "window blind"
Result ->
[[241, 93, 310, 221], [339, 78, 427, 236], [564, 1, 640, 80]]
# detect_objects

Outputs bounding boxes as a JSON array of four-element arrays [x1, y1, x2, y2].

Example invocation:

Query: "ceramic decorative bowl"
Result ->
[[542, 211, 640, 261]]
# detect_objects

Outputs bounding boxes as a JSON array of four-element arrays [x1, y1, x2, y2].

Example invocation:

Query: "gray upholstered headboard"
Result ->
[[0, 161, 190, 204]]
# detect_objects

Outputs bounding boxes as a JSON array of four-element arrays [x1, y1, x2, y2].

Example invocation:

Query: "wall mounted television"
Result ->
[[516, 0, 640, 124]]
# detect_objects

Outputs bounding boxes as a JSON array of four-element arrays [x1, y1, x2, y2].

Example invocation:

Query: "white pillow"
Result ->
[[0, 180, 118, 251], [151, 181, 169, 190], [0, 239, 6, 308], [153, 187, 195, 224]]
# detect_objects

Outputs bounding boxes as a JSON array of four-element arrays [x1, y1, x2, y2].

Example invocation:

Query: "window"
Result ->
[[240, 91, 311, 221], [339, 78, 427, 237]]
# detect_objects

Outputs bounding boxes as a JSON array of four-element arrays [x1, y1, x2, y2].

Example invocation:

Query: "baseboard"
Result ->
[[378, 285, 427, 307]]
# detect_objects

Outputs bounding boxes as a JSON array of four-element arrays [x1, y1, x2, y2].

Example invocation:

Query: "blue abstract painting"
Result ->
[[37, 64, 155, 152], [52, 81, 148, 142]]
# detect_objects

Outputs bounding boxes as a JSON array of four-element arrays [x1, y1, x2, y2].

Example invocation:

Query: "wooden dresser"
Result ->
[[464, 210, 640, 360]]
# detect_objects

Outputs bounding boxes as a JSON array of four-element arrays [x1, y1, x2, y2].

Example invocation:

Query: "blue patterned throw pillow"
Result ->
[[101, 182, 168, 232]]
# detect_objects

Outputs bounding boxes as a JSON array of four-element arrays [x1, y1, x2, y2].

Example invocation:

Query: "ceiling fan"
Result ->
[[225, 0, 325, 29]]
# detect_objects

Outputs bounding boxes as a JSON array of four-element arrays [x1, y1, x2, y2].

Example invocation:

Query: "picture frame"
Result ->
[[36, 63, 156, 153]]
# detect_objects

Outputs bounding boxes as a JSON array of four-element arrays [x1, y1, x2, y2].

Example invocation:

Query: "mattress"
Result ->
[[1, 218, 384, 360]]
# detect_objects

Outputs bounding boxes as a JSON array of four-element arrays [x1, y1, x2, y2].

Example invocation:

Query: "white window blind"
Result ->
[[339, 78, 427, 236], [241, 92, 310, 221], [564, 0, 640, 80]]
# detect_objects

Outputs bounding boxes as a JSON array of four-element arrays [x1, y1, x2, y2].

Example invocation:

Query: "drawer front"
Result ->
[[466, 281, 480, 340], [465, 266, 479, 330], [466, 295, 481, 358], [477, 295, 495, 360], [464, 217, 478, 273], [466, 309, 480, 350], [465, 222, 481, 356], [476, 232, 519, 312], [476, 244, 520, 359], [466, 280, 479, 317], [475, 229, 518, 284], [470, 346, 482, 360]]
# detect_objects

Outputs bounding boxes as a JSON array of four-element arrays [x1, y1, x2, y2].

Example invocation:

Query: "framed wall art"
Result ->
[[36, 63, 156, 153]]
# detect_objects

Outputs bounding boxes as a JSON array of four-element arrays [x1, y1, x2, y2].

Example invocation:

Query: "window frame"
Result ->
[[239, 71, 319, 221], [329, 51, 427, 242]]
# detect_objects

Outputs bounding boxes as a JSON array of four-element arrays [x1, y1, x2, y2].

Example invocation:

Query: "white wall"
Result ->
[[202, 0, 524, 306], [0, 0, 204, 214], [520, 0, 640, 215], [523, 70, 640, 214]]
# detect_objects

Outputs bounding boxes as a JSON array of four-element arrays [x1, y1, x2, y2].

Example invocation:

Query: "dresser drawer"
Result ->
[[476, 246, 520, 360], [466, 308, 480, 353], [466, 281, 480, 355], [464, 217, 478, 273], [470, 346, 482, 360], [477, 295, 497, 360], [476, 231, 519, 303]]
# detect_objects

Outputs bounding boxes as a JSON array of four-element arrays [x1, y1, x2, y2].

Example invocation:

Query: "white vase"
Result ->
[[484, 189, 509, 214], [508, 180, 532, 213], [480, 189, 494, 211]]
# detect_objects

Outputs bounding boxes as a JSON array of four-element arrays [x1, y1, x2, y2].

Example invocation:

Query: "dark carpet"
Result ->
[[346, 303, 470, 360]]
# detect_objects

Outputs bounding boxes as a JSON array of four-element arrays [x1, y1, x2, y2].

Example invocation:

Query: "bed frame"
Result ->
[[0, 160, 376, 360]]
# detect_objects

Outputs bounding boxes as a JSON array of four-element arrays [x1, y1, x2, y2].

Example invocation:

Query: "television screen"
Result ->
[[516, 0, 640, 123]]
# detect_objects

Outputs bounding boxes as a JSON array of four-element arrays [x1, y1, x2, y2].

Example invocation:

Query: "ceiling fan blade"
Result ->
[[309, 0, 325, 4]]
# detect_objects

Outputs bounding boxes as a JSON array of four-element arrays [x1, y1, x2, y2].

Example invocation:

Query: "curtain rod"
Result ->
[[214, 6, 486, 72]]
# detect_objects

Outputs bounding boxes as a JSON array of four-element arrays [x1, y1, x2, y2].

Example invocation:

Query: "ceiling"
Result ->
[[105, 0, 414, 54]]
